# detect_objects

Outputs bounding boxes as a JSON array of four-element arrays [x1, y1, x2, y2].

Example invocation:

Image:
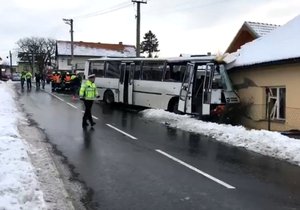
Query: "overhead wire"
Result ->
[[73, 1, 133, 19]]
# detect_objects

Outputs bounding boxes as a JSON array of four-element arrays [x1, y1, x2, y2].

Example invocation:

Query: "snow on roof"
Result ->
[[56, 41, 136, 57], [229, 15, 300, 68], [246, 21, 280, 37]]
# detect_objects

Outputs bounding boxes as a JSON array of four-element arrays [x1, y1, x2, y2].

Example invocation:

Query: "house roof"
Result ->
[[226, 14, 300, 69], [56, 41, 136, 57], [226, 21, 279, 53], [245, 21, 279, 37]]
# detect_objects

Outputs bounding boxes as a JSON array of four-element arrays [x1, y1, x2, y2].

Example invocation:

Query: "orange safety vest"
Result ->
[[65, 75, 71, 83], [52, 74, 57, 83], [57, 75, 61, 83]]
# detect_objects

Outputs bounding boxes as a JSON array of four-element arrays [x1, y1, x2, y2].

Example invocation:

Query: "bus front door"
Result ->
[[119, 63, 126, 103], [127, 63, 134, 105], [201, 63, 215, 115], [178, 63, 194, 113], [119, 63, 133, 104]]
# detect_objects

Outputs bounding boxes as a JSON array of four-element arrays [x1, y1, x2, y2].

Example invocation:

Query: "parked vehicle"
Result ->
[[11, 73, 21, 81]]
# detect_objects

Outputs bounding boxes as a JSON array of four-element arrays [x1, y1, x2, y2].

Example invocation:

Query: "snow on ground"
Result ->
[[0, 81, 46, 209], [141, 109, 300, 166]]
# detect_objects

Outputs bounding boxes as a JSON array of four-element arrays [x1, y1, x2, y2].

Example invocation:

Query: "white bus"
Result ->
[[84, 56, 239, 116]]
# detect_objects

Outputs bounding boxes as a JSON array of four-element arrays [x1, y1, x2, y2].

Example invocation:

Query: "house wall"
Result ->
[[57, 56, 91, 71], [229, 63, 300, 131]]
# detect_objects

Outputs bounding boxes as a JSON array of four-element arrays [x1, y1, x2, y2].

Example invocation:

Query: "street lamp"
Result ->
[[63, 18, 74, 72]]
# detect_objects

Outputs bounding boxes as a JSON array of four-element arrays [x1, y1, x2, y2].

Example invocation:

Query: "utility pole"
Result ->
[[132, 0, 147, 57], [63, 18, 74, 72], [9, 51, 12, 74]]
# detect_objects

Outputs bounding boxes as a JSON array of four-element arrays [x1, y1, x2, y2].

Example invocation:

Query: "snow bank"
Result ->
[[141, 109, 300, 166], [0, 82, 46, 209]]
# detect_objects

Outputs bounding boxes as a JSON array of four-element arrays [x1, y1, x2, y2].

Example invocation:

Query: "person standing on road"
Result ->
[[79, 74, 99, 128], [25, 71, 32, 90], [35, 72, 41, 89], [20, 70, 27, 90]]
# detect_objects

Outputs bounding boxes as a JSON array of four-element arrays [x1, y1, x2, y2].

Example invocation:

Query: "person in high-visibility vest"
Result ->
[[25, 71, 32, 90], [79, 74, 99, 128]]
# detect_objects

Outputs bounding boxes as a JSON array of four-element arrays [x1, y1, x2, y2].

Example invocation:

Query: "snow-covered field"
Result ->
[[141, 109, 300, 166], [0, 81, 46, 209]]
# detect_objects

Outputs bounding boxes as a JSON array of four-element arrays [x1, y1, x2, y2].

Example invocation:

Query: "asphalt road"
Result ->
[[17, 83, 300, 210]]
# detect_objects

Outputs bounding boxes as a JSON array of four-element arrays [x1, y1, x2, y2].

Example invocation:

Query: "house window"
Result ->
[[67, 59, 72, 66], [266, 87, 286, 120]]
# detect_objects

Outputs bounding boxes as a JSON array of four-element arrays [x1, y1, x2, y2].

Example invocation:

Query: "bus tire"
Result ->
[[168, 98, 180, 114], [104, 90, 114, 104]]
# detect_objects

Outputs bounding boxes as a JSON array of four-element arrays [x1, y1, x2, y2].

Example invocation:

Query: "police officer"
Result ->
[[79, 74, 99, 128], [25, 71, 32, 90]]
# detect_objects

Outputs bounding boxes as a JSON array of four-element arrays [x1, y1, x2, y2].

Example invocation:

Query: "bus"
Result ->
[[84, 56, 239, 116]]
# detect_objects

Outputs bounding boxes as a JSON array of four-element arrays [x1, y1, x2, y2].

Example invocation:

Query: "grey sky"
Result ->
[[1, 0, 300, 62]]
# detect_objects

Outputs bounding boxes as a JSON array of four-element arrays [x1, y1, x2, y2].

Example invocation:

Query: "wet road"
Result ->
[[17, 84, 300, 210]]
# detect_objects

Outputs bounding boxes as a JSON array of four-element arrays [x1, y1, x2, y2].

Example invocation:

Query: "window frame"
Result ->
[[266, 86, 286, 120]]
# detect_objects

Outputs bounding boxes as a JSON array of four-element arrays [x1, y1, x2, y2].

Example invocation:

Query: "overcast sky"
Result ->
[[1, 0, 300, 62]]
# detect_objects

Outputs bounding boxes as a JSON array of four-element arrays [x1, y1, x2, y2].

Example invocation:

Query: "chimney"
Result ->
[[119, 42, 123, 45]]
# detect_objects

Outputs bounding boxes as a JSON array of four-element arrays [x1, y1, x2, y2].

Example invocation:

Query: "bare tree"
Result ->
[[17, 37, 56, 73]]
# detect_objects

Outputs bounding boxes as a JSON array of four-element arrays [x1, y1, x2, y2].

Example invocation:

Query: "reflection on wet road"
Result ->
[[18, 84, 300, 210]]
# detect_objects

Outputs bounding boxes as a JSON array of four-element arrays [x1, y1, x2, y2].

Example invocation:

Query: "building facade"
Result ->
[[56, 41, 136, 72], [227, 15, 300, 131]]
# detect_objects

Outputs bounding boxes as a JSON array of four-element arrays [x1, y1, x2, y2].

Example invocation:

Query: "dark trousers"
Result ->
[[83, 100, 94, 124], [21, 78, 25, 89], [26, 79, 32, 90]]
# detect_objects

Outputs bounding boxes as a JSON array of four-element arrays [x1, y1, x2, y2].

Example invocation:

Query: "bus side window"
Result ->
[[106, 61, 120, 78], [134, 62, 141, 79], [91, 61, 104, 77], [165, 64, 186, 82], [142, 62, 164, 81]]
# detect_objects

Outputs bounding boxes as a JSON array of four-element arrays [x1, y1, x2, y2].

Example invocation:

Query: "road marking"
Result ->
[[42, 89, 101, 121], [106, 124, 137, 140], [155, 149, 236, 189], [67, 102, 78, 109], [51, 93, 65, 102]]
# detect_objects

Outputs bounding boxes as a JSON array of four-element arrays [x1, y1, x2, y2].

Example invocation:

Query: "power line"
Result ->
[[73, 1, 132, 19]]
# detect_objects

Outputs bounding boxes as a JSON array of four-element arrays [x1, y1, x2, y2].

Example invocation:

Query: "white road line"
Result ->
[[106, 124, 137, 140], [92, 115, 99, 120], [155, 149, 236, 189], [51, 93, 65, 102], [67, 102, 78, 109]]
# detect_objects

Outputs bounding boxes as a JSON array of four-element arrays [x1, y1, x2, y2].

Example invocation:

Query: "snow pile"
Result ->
[[142, 109, 300, 166], [0, 82, 46, 209], [229, 14, 300, 68]]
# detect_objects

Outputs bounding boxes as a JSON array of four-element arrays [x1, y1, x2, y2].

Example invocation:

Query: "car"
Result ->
[[11, 73, 21, 81]]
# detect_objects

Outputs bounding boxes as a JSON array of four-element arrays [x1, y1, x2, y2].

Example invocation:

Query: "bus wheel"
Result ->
[[104, 91, 114, 104], [168, 98, 180, 114]]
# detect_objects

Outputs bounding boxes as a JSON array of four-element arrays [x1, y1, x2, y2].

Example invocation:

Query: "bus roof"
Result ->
[[86, 56, 224, 63]]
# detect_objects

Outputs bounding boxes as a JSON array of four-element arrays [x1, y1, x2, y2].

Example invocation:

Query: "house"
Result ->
[[56, 41, 136, 72], [226, 15, 300, 132], [226, 21, 279, 53]]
